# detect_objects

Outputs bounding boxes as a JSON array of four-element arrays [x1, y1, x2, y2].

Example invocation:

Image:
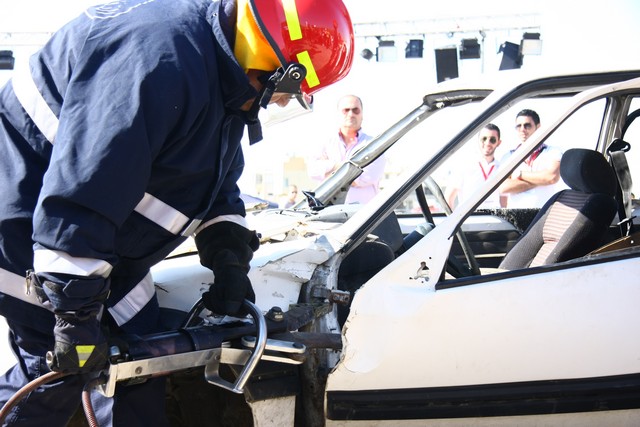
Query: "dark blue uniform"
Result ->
[[0, 0, 256, 424]]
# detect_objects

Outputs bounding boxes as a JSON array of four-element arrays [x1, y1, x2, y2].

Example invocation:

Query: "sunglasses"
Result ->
[[515, 123, 534, 130], [481, 136, 498, 144]]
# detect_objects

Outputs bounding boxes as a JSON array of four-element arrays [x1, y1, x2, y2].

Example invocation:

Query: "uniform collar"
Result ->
[[208, 0, 259, 111]]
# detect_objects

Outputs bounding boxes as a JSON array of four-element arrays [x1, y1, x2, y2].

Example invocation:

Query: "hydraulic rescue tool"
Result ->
[[0, 299, 320, 425]]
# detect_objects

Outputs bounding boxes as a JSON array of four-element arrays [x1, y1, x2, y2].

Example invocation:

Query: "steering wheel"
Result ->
[[415, 178, 481, 278]]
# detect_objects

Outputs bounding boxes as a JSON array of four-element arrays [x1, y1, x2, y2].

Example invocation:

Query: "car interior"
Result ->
[[498, 148, 618, 270], [333, 92, 640, 324]]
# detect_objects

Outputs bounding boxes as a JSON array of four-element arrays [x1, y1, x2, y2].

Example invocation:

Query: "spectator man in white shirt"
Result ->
[[499, 109, 563, 208], [447, 123, 506, 209]]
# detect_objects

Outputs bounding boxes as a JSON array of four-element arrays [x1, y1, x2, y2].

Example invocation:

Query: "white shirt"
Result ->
[[450, 158, 502, 209], [502, 144, 564, 208]]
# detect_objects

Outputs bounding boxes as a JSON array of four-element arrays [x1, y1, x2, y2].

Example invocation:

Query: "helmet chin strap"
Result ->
[[244, 71, 277, 144], [246, 63, 308, 145], [245, 85, 268, 145]]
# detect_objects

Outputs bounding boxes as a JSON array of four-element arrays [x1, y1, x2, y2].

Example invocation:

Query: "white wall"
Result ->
[[2, 0, 640, 195]]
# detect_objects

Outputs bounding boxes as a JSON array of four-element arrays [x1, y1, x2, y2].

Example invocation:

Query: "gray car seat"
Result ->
[[499, 148, 617, 270]]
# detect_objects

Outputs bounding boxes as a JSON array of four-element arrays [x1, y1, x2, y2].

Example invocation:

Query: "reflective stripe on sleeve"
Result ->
[[34, 249, 113, 278], [134, 192, 190, 235], [108, 272, 155, 326], [12, 66, 196, 237], [11, 63, 59, 144], [0, 267, 51, 310], [194, 214, 248, 235]]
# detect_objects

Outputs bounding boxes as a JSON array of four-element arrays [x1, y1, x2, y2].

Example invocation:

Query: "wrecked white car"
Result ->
[[6, 69, 640, 426], [140, 69, 640, 426], [152, 69, 640, 426]]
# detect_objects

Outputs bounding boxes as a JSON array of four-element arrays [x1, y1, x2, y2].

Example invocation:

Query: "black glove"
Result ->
[[30, 271, 110, 373], [195, 222, 260, 316], [48, 311, 109, 373], [201, 250, 256, 316]]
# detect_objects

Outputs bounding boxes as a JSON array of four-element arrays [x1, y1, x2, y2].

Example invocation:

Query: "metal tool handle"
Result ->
[[204, 299, 267, 393]]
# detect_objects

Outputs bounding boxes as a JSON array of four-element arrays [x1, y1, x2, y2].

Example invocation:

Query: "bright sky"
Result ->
[[2, 0, 634, 31], [1, 0, 639, 196], [2, 0, 639, 131], [2, 0, 638, 58]]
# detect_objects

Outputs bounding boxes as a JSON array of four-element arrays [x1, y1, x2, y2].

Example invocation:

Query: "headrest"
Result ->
[[560, 148, 616, 196]]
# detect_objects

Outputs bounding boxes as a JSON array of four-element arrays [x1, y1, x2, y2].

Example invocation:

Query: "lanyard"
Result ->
[[478, 162, 495, 180], [525, 145, 546, 167]]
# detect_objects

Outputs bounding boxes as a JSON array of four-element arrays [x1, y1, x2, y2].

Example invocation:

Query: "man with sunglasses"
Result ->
[[447, 123, 506, 209], [499, 109, 563, 208], [308, 95, 387, 204]]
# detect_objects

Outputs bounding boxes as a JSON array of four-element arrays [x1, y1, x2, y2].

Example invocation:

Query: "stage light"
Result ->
[[435, 47, 459, 82], [459, 38, 480, 60], [498, 42, 522, 70], [0, 51, 15, 70], [520, 32, 542, 55], [376, 40, 397, 62], [360, 48, 375, 61], [405, 39, 424, 58]]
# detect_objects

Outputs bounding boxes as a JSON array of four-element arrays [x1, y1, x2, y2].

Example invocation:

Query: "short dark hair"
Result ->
[[484, 123, 500, 139], [516, 109, 540, 125]]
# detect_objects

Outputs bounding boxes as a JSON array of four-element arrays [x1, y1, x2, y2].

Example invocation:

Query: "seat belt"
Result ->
[[607, 139, 634, 236]]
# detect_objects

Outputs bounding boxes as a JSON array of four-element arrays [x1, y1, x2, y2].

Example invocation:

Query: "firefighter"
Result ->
[[0, 0, 353, 425]]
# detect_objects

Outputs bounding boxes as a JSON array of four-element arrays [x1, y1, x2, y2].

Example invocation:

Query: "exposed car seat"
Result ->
[[499, 149, 617, 270], [337, 212, 403, 325]]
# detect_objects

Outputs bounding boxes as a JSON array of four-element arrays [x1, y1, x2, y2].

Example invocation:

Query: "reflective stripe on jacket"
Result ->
[[0, 0, 255, 329]]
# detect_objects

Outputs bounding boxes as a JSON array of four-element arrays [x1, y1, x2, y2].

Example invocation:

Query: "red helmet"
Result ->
[[248, 0, 355, 97]]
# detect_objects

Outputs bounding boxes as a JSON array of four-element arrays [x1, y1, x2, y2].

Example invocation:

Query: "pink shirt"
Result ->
[[308, 131, 386, 204]]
